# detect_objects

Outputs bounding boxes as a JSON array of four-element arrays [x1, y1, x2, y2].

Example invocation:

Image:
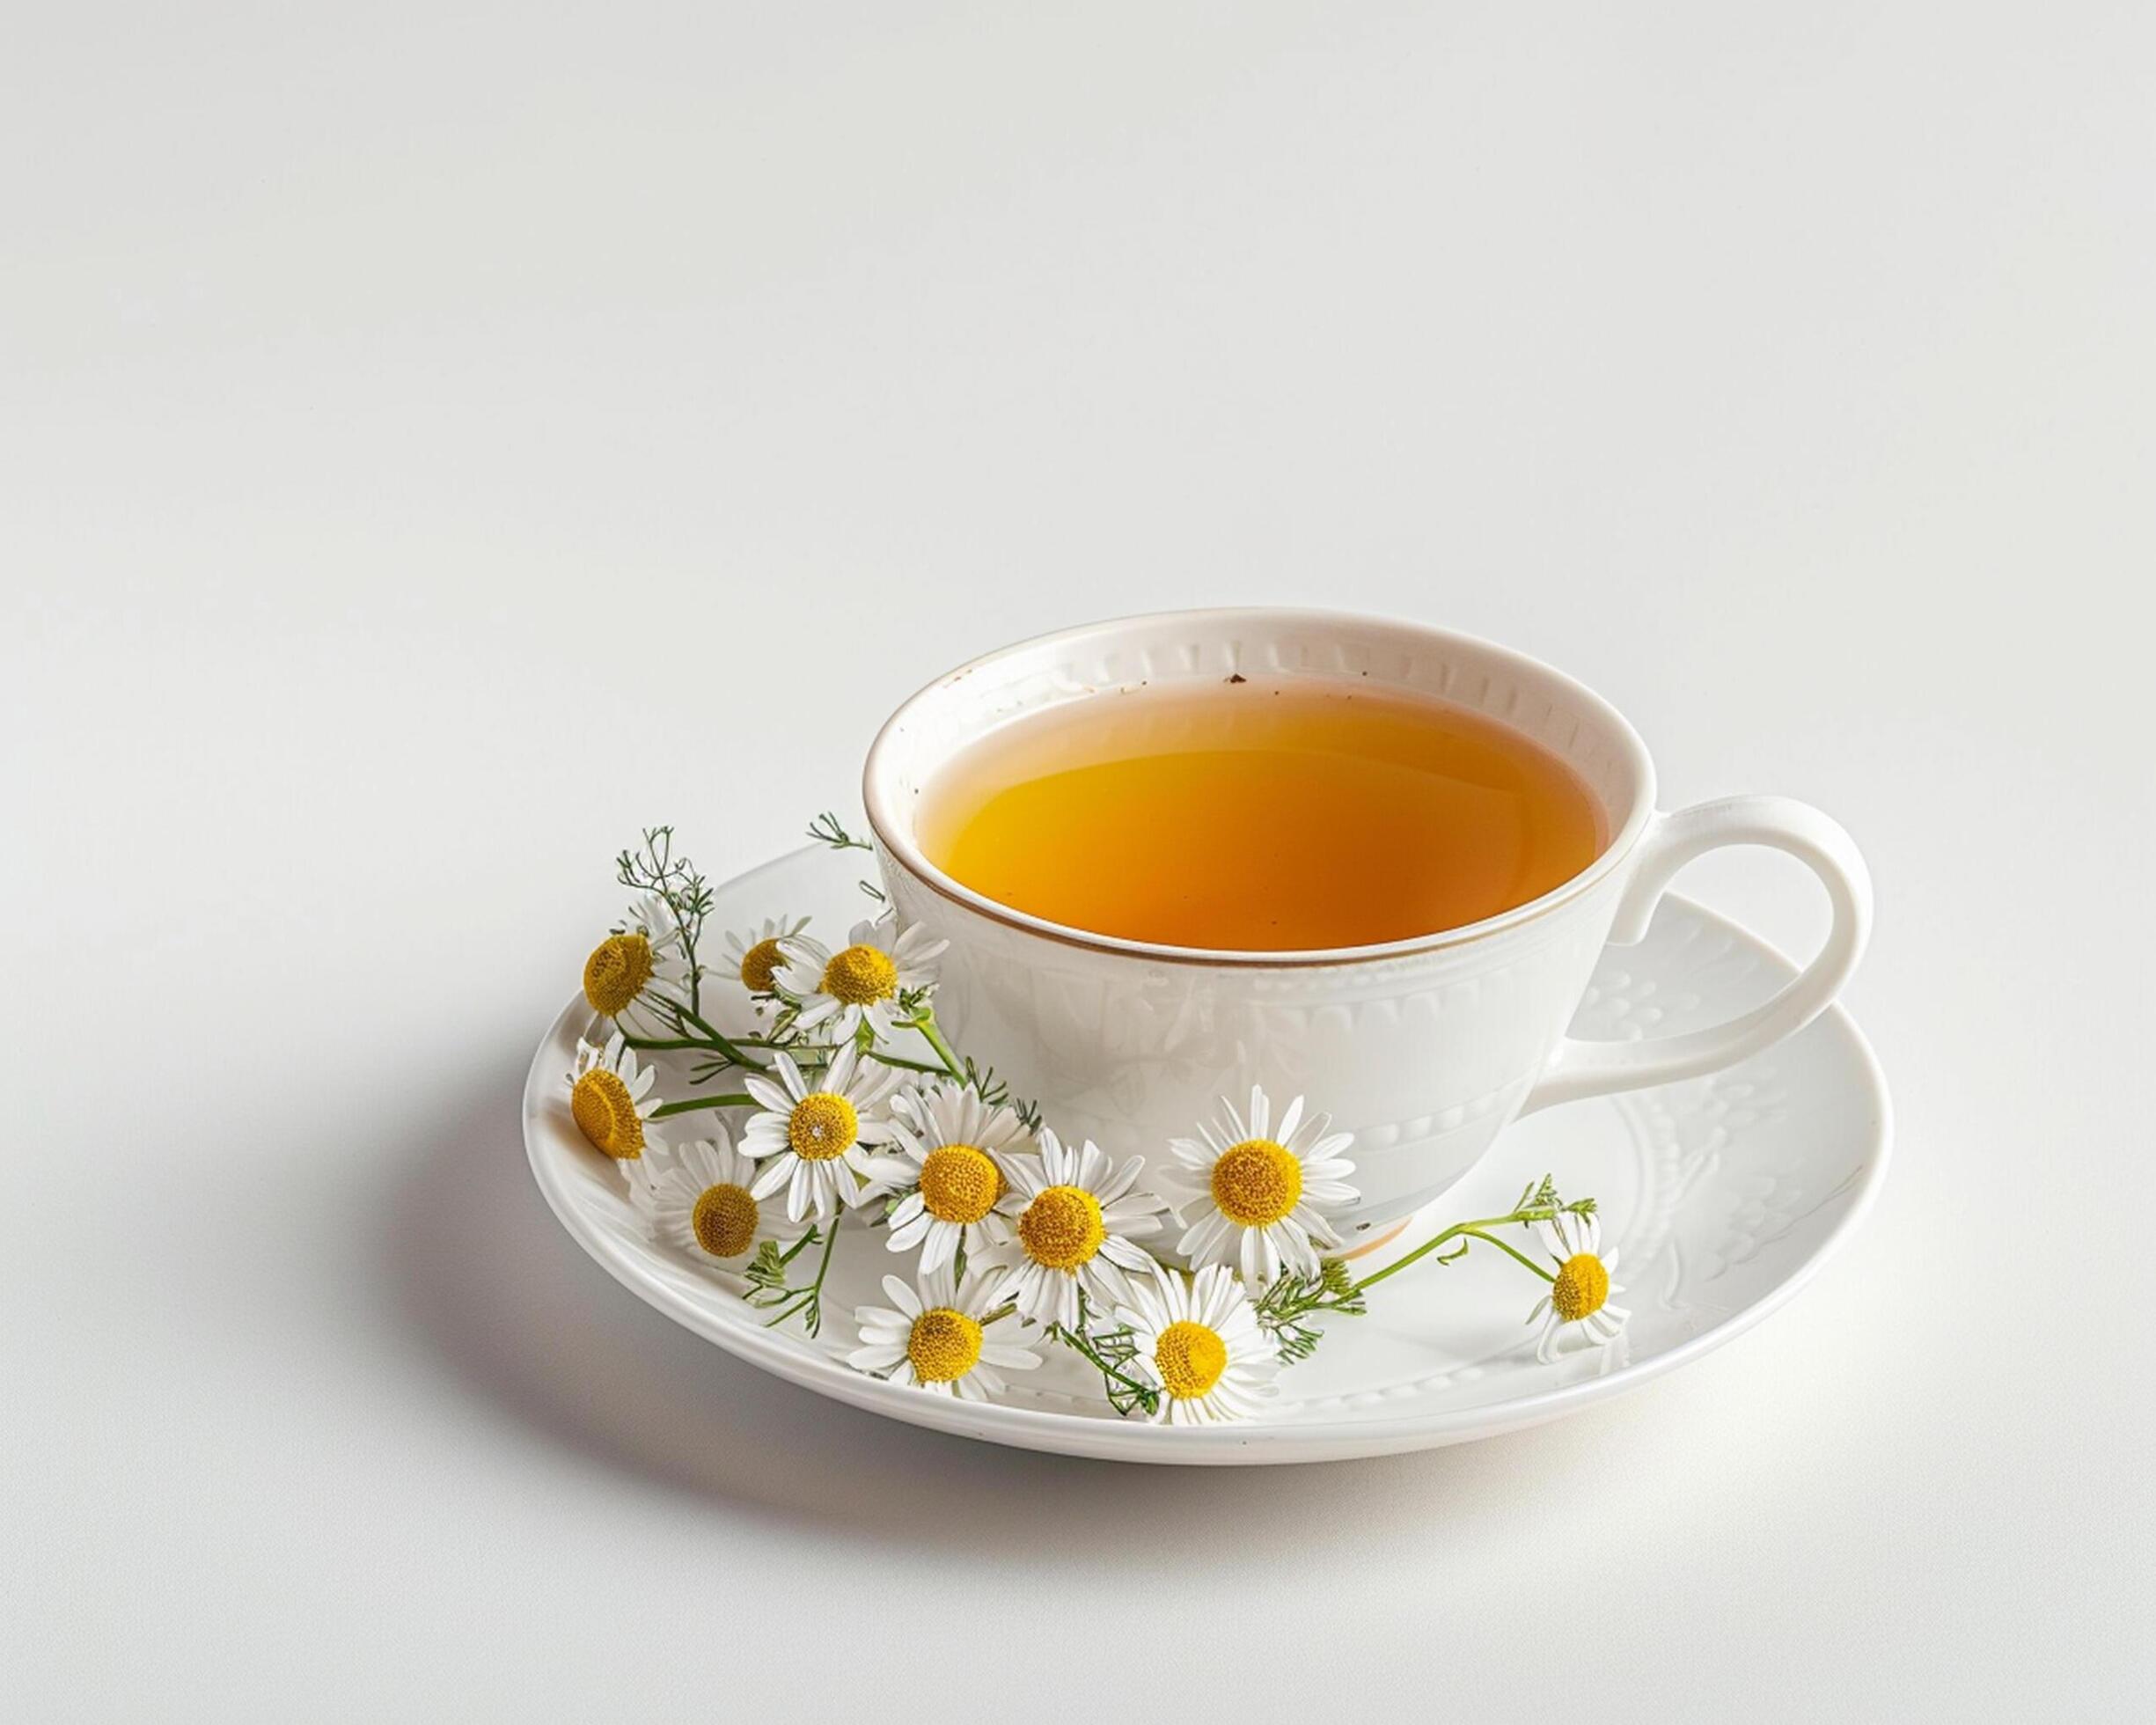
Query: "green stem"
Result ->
[[1351, 1208, 1565, 1295], [1053, 1327, 1156, 1406], [905, 1009, 968, 1083], [765, 1222, 842, 1334], [619, 1034, 725, 1053], [1449, 1227, 1557, 1281], [867, 1049, 950, 1077], [664, 1001, 769, 1073], [650, 1092, 754, 1119]]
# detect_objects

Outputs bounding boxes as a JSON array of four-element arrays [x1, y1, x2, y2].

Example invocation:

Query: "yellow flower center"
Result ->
[[918, 1144, 1003, 1224], [821, 943, 898, 1007], [1154, 1319, 1228, 1399], [1551, 1252, 1611, 1322], [689, 1182, 759, 1258], [738, 936, 786, 993], [787, 1092, 859, 1161], [1210, 1138, 1302, 1228], [906, 1307, 985, 1384], [1017, 1185, 1105, 1270], [583, 932, 656, 1017], [569, 1068, 644, 1159]]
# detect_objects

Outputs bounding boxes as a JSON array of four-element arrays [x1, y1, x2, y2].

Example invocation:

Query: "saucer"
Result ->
[[523, 842, 1890, 1464]]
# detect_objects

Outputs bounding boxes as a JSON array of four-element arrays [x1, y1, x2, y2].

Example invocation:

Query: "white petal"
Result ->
[[980, 1344, 1038, 1371], [920, 1222, 957, 1274], [888, 1210, 933, 1251], [748, 1157, 793, 1200]]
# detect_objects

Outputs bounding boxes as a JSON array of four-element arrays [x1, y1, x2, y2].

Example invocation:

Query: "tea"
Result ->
[[916, 678, 1604, 951]]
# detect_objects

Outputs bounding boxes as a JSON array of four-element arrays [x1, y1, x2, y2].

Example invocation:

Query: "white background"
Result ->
[[6, 4, 2152, 1718]]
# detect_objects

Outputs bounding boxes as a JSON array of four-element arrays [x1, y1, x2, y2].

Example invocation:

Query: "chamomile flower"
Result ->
[[566, 1031, 666, 1162], [988, 1128, 1168, 1332], [1163, 1086, 1359, 1288], [738, 1047, 900, 1224], [720, 914, 811, 1005], [874, 1080, 1032, 1274], [630, 1128, 793, 1281], [581, 897, 691, 1028], [1117, 1264, 1280, 1426], [1526, 1208, 1630, 1362], [775, 914, 948, 1043], [847, 1266, 1042, 1400]]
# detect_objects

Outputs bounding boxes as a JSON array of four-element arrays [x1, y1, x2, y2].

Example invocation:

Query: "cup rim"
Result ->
[[862, 606, 1659, 968]]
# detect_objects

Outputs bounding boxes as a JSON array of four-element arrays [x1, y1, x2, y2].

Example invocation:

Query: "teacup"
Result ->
[[863, 609, 1871, 1250]]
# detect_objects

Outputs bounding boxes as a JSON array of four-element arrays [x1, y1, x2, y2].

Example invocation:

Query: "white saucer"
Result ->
[[523, 842, 1891, 1465]]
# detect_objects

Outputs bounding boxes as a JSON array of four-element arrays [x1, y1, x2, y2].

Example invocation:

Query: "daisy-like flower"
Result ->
[[720, 914, 811, 1005], [775, 914, 948, 1043], [988, 1128, 1168, 1332], [1163, 1085, 1359, 1288], [1117, 1264, 1280, 1426], [874, 1080, 1032, 1274], [580, 895, 691, 1028], [630, 1128, 794, 1281], [846, 1266, 1042, 1401], [566, 1031, 666, 1162], [737, 1047, 900, 1224], [1526, 1208, 1630, 1362]]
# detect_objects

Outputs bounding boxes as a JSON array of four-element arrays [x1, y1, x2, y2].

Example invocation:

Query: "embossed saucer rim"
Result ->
[[524, 842, 1891, 1464], [861, 606, 1660, 969]]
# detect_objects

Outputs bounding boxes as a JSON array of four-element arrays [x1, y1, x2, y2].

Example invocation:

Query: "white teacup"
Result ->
[[863, 609, 1871, 1252]]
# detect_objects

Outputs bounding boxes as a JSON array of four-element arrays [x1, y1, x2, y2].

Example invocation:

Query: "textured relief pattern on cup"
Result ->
[[871, 615, 1646, 835], [888, 855, 1624, 1222]]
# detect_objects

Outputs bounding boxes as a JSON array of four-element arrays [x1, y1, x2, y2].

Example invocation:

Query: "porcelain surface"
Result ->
[[523, 842, 1891, 1465], [864, 609, 1873, 1224]]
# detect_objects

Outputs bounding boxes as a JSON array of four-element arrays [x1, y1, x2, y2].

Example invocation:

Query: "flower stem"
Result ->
[[1351, 1208, 1564, 1295], [867, 1049, 950, 1077], [763, 1221, 842, 1334], [650, 1093, 754, 1119], [905, 1009, 968, 1084], [1052, 1325, 1157, 1410], [1448, 1227, 1558, 1281], [661, 1000, 770, 1073]]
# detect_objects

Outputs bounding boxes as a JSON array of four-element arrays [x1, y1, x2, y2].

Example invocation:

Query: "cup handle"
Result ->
[[1517, 796, 1873, 1116]]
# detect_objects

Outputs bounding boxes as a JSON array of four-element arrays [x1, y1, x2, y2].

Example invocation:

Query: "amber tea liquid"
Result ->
[[916, 679, 1604, 951]]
